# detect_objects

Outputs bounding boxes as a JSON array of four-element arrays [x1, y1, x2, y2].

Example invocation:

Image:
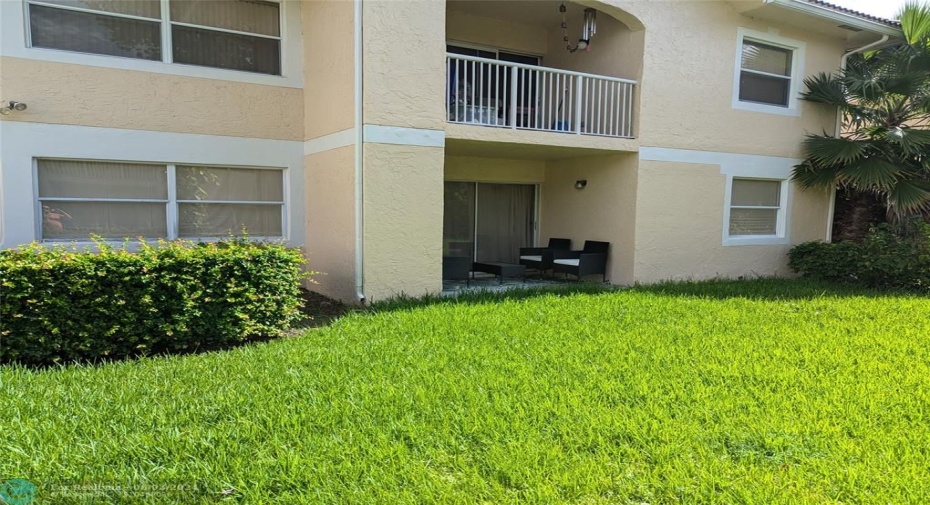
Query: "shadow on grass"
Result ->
[[366, 282, 621, 313], [363, 277, 920, 314], [632, 277, 920, 301]]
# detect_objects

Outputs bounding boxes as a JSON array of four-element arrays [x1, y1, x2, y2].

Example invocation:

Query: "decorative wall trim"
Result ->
[[304, 128, 356, 156], [640, 146, 798, 247], [639, 146, 800, 178], [0, 121, 304, 248], [363, 125, 445, 148]]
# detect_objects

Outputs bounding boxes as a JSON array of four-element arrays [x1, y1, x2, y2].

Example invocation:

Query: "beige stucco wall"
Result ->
[[302, 0, 355, 140], [540, 154, 638, 285], [0, 57, 302, 140], [300, 0, 359, 302], [363, 0, 446, 130], [632, 160, 830, 283], [446, 9, 548, 56], [304, 146, 358, 303], [363, 142, 444, 301], [603, 0, 844, 157], [445, 156, 546, 183]]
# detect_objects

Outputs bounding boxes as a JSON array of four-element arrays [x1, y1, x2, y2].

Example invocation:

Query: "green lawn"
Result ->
[[2, 279, 929, 504]]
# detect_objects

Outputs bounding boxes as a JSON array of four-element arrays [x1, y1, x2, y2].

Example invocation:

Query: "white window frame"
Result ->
[[4, 0, 301, 88], [723, 175, 791, 247], [34, 158, 287, 243], [732, 28, 805, 117]]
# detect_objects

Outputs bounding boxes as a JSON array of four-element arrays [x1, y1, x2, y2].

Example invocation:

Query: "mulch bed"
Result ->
[[288, 289, 351, 333]]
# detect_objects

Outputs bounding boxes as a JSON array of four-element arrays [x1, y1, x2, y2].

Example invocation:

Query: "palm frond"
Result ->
[[898, 1, 930, 46], [799, 73, 848, 106], [883, 70, 926, 97], [791, 160, 841, 188], [802, 135, 867, 165], [887, 179, 930, 216], [838, 156, 904, 189], [884, 127, 930, 155]]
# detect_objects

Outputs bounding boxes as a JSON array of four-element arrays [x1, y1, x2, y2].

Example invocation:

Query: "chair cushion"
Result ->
[[520, 255, 543, 262], [554, 258, 580, 266]]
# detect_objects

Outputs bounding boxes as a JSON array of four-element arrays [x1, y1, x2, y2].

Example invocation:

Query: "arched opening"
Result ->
[[445, 0, 644, 137]]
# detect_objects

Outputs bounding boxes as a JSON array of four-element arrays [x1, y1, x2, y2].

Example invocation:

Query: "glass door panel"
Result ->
[[475, 183, 535, 263]]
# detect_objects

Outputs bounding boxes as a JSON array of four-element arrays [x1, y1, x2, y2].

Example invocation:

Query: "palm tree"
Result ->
[[792, 1, 930, 227]]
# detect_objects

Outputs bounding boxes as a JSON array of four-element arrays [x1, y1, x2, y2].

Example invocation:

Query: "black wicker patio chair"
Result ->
[[442, 256, 473, 286], [552, 240, 609, 282], [519, 238, 572, 275]]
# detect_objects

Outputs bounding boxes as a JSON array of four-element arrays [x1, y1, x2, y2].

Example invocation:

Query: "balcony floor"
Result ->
[[445, 123, 638, 160]]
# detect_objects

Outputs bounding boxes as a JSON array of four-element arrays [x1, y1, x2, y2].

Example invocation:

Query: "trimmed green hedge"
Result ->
[[0, 240, 307, 366], [788, 224, 930, 291]]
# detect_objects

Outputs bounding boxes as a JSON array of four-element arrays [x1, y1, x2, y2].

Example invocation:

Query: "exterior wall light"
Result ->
[[575, 180, 588, 190], [0, 101, 27, 115]]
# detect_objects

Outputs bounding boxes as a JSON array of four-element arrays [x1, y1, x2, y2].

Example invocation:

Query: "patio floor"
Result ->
[[442, 272, 580, 295]]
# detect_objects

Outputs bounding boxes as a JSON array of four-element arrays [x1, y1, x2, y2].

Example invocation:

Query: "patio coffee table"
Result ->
[[472, 261, 526, 285]]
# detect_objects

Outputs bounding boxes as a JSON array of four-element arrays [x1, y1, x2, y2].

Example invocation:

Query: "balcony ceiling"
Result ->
[[447, 0, 591, 29]]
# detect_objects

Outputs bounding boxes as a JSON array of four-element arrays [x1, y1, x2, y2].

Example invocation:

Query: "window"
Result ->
[[27, 0, 281, 75], [733, 29, 804, 115], [739, 41, 791, 106], [37, 159, 284, 240], [726, 178, 788, 244]]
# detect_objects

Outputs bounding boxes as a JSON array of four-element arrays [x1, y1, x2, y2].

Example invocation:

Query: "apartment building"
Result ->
[[0, 0, 902, 302]]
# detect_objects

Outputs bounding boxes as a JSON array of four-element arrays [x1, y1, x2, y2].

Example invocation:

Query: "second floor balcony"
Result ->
[[446, 53, 636, 139], [445, 1, 642, 142]]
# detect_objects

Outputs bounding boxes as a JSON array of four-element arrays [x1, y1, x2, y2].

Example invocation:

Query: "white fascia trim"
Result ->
[[732, 28, 806, 117], [640, 146, 797, 247], [640, 147, 801, 175], [363, 125, 445, 148], [0, 0, 303, 88], [304, 128, 356, 156], [766, 0, 902, 38], [0, 122, 304, 248]]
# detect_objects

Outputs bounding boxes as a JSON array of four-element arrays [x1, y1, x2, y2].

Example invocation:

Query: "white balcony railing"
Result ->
[[446, 53, 636, 139]]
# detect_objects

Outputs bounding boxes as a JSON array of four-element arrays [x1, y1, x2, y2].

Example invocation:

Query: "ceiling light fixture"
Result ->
[[560, 4, 597, 54]]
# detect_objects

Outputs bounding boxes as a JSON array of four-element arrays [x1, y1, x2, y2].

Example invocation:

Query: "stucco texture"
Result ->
[[302, 0, 355, 140], [0, 57, 302, 140], [540, 154, 638, 285], [363, 0, 446, 130], [632, 160, 830, 283], [604, 0, 844, 157], [363, 142, 444, 301], [445, 156, 546, 184], [304, 146, 358, 303], [447, 9, 548, 56]]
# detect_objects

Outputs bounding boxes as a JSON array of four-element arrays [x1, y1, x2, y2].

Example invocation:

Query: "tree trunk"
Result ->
[[831, 188, 886, 242]]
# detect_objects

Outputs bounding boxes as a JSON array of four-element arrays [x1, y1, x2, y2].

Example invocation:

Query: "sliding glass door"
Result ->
[[443, 182, 536, 264], [443, 182, 476, 260]]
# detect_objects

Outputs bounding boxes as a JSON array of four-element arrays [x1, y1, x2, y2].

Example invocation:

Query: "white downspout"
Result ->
[[354, 0, 366, 304], [825, 34, 889, 242]]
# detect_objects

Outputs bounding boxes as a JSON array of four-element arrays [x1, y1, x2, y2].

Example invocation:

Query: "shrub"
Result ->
[[0, 240, 308, 366], [788, 224, 930, 291]]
